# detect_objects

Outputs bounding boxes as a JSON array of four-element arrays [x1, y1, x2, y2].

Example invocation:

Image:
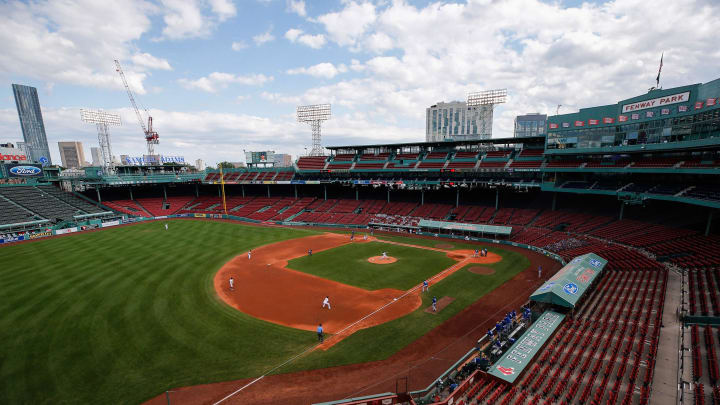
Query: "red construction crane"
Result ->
[[114, 59, 159, 156]]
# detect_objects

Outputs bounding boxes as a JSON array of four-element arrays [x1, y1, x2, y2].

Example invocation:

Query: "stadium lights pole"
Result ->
[[80, 109, 121, 172], [297, 104, 331, 156], [466, 89, 507, 139]]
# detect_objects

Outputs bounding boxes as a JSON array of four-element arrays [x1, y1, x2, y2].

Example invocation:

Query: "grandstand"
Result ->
[[1, 76, 719, 405]]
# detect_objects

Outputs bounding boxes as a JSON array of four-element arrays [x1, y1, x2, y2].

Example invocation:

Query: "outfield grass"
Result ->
[[0, 220, 319, 404], [0, 221, 530, 404], [286, 241, 456, 290]]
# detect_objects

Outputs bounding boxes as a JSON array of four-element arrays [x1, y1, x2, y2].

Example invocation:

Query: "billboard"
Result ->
[[245, 151, 275, 164], [122, 155, 186, 165], [7, 164, 43, 177], [0, 147, 30, 163]]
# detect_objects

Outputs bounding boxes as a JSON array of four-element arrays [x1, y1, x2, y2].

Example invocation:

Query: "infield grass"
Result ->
[[286, 241, 456, 290]]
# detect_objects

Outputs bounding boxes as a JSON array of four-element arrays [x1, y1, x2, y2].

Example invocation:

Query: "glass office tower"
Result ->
[[12, 84, 52, 164]]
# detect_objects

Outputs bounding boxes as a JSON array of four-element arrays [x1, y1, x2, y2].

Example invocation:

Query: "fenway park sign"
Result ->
[[621, 91, 690, 113]]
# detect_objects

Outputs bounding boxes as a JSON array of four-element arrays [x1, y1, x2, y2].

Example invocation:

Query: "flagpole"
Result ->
[[656, 52, 663, 89]]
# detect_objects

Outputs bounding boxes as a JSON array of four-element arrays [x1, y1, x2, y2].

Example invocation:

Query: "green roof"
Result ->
[[530, 253, 607, 308], [417, 219, 512, 235]]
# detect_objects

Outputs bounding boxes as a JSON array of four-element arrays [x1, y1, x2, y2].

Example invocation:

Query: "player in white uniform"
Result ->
[[229, 277, 234, 291], [164, 223, 168, 230], [382, 251, 388, 259], [248, 250, 252, 259], [322, 296, 331, 309]]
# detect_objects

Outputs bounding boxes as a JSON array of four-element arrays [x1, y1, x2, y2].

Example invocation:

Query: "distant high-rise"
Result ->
[[273, 153, 292, 167], [58, 141, 85, 169], [12, 84, 51, 164], [426, 101, 494, 142], [90, 147, 102, 166]]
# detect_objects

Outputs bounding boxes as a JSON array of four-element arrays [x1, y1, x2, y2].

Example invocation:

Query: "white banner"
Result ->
[[622, 91, 690, 113], [54, 227, 78, 235], [101, 220, 120, 228]]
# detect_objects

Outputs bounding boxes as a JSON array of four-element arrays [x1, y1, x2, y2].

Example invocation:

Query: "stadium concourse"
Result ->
[[1, 79, 719, 404]]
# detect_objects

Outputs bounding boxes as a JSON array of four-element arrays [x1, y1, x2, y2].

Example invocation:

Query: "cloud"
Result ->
[[316, 1, 376, 47], [253, 26, 275, 45], [159, 0, 236, 40], [0, 0, 163, 94], [284, 28, 326, 49], [287, 63, 346, 79], [179, 72, 273, 92], [131, 53, 172, 70], [286, 0, 306, 17], [231, 41, 248, 51]]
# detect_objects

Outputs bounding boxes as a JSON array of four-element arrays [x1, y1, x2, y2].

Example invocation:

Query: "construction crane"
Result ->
[[114, 59, 159, 156]]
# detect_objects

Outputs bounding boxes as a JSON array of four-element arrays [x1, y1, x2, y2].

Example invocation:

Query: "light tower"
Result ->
[[80, 109, 121, 171], [297, 104, 331, 156], [466, 89, 507, 139]]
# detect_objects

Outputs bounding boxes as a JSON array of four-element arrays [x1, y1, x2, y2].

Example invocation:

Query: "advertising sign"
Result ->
[[7, 164, 43, 177], [29, 231, 52, 239], [588, 119, 599, 125], [101, 220, 120, 228], [621, 91, 690, 113], [0, 147, 29, 162], [489, 310, 566, 383], [602, 117, 615, 124], [244, 151, 275, 164], [0, 235, 26, 244], [548, 123, 559, 129], [54, 227, 78, 235], [123, 155, 186, 165]]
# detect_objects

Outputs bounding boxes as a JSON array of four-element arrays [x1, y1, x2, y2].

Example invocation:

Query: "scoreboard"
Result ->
[[245, 151, 275, 164]]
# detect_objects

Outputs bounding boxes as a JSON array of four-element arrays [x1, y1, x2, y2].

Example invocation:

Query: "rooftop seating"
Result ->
[[296, 156, 328, 170], [0, 186, 104, 223]]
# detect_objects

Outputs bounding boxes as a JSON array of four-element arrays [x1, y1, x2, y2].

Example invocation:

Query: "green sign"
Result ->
[[530, 253, 607, 308], [418, 219, 512, 236], [488, 310, 565, 383]]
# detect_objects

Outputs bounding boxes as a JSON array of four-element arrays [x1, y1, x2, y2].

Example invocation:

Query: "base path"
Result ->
[[215, 233, 421, 334], [147, 234, 561, 405]]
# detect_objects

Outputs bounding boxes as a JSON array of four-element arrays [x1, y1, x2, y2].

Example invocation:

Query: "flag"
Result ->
[[656, 53, 663, 88]]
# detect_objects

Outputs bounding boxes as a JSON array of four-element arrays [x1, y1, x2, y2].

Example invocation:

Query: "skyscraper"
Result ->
[[12, 84, 51, 164], [426, 101, 494, 142], [58, 141, 86, 169]]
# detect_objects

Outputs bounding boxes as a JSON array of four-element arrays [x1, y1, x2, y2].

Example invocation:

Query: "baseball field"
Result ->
[[0, 219, 532, 404]]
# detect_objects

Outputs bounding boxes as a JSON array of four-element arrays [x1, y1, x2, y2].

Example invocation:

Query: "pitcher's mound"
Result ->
[[425, 296, 454, 314], [468, 266, 496, 275], [368, 256, 397, 264]]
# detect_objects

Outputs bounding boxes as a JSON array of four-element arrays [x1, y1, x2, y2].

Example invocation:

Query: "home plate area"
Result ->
[[424, 296, 454, 314]]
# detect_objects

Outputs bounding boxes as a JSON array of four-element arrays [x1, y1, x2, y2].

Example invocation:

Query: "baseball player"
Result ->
[[322, 296, 331, 309], [248, 250, 252, 260], [350, 231, 355, 241], [164, 223, 168, 231], [432, 296, 437, 312], [422, 279, 429, 292], [474, 249, 479, 257], [538, 265, 542, 278], [308, 249, 312, 256], [363, 234, 368, 241], [382, 251, 388, 259], [229, 277, 234, 291], [317, 323, 324, 342]]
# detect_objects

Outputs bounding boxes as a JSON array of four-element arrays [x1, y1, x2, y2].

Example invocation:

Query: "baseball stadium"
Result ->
[[2, 77, 720, 405]]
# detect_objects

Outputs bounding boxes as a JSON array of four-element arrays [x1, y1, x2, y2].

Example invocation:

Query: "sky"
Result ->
[[1, 0, 719, 167]]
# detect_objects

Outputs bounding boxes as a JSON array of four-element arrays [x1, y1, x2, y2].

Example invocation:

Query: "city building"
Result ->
[[58, 141, 86, 169], [426, 101, 494, 142], [273, 153, 292, 167], [546, 77, 720, 151], [90, 147, 102, 166], [195, 159, 204, 171], [12, 84, 52, 164], [514, 113, 547, 138]]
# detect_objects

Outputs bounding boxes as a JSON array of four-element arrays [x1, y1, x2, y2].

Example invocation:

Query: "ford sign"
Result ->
[[9, 165, 42, 176]]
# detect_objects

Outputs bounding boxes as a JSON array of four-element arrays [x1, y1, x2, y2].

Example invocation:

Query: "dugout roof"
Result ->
[[530, 253, 607, 308], [418, 219, 512, 235]]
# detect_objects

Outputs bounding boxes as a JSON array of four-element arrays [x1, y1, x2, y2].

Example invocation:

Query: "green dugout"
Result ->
[[530, 253, 607, 308]]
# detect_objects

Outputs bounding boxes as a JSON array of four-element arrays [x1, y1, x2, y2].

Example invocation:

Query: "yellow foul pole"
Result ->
[[219, 165, 228, 215]]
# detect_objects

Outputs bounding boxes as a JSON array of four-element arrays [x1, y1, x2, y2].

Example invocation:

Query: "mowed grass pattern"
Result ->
[[0, 220, 318, 404], [286, 241, 456, 290]]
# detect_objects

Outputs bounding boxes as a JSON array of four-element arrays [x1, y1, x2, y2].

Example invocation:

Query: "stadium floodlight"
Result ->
[[466, 89, 507, 139], [80, 109, 121, 170], [297, 104, 331, 156]]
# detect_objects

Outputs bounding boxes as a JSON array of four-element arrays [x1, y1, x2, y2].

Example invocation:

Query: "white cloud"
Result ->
[[131, 53, 172, 70], [284, 28, 326, 49], [0, 0, 163, 94], [287, 63, 346, 79], [253, 26, 275, 45], [317, 1, 376, 47], [231, 41, 248, 51], [179, 72, 273, 92], [159, 0, 236, 39], [287, 0, 306, 17]]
